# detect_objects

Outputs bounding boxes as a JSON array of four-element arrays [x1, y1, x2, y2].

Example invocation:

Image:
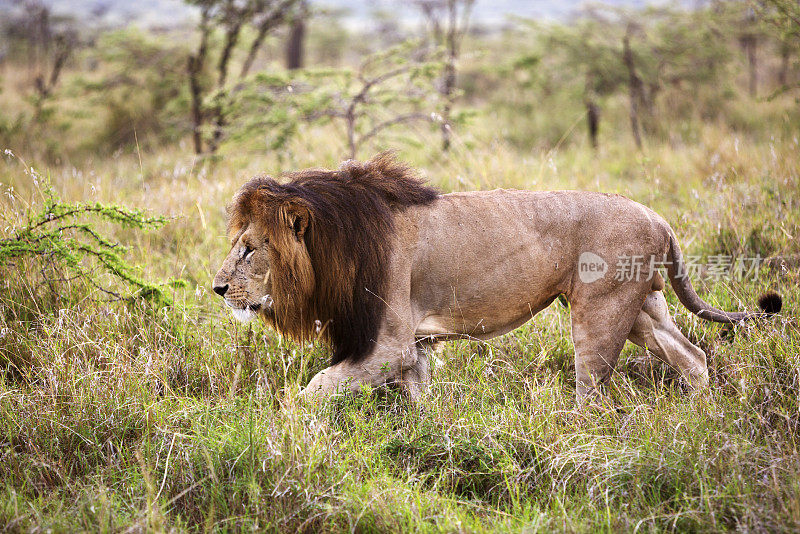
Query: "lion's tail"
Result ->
[[665, 231, 781, 324]]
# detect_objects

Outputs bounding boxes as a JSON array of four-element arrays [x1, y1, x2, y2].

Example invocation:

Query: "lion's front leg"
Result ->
[[301, 362, 376, 399], [299, 340, 420, 401], [396, 341, 440, 403]]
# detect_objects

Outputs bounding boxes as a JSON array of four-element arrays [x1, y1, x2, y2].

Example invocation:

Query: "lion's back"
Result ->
[[421, 188, 669, 245], [407, 188, 672, 285]]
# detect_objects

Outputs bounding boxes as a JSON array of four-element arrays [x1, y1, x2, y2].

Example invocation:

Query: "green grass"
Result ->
[[1, 111, 799, 532]]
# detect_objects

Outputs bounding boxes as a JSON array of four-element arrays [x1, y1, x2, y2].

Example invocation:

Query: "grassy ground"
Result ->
[[1, 118, 799, 532]]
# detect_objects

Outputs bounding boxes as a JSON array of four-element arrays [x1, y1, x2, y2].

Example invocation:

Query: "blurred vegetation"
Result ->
[[224, 40, 449, 159], [76, 29, 194, 153], [2, 0, 800, 161], [1, 0, 800, 532]]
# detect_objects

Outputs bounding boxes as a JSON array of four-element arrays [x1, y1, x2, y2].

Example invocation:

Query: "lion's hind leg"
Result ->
[[570, 286, 649, 401], [627, 291, 708, 390]]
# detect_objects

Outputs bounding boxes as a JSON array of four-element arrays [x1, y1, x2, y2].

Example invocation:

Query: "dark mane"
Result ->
[[228, 152, 439, 365]]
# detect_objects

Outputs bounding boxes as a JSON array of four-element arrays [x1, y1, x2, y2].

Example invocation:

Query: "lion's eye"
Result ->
[[242, 245, 254, 259]]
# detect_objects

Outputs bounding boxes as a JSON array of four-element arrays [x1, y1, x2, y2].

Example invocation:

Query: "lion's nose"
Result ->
[[213, 284, 229, 297]]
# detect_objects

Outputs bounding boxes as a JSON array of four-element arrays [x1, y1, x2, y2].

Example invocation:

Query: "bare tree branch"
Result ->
[[240, 0, 298, 78], [358, 112, 437, 145]]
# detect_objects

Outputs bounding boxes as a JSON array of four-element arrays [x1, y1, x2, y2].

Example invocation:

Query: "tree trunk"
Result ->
[[217, 20, 243, 89], [188, 7, 211, 155], [440, 60, 455, 152], [584, 73, 599, 149], [440, 0, 459, 152], [779, 45, 790, 87], [188, 55, 204, 154], [285, 2, 306, 70], [208, 13, 246, 154], [745, 35, 757, 97], [241, 0, 295, 78], [346, 114, 357, 160], [585, 98, 599, 150], [622, 32, 643, 150], [740, 9, 758, 98]]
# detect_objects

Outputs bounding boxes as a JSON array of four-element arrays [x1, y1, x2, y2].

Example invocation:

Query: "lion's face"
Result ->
[[212, 223, 274, 323], [213, 195, 315, 327]]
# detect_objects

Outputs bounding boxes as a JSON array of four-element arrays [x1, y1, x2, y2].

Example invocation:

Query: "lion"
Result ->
[[212, 153, 781, 402]]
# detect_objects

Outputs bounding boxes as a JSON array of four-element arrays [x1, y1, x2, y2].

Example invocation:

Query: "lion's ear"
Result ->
[[280, 201, 311, 241]]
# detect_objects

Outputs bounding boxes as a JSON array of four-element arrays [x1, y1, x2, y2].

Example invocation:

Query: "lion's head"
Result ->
[[211, 194, 312, 325], [212, 153, 439, 364]]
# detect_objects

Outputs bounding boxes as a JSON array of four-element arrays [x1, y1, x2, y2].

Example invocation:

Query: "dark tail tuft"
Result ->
[[758, 292, 782, 315]]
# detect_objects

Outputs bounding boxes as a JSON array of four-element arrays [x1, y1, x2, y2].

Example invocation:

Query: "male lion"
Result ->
[[212, 153, 781, 402]]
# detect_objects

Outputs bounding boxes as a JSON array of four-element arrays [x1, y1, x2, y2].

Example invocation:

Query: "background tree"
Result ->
[[581, 7, 655, 149], [185, 0, 300, 155], [76, 29, 192, 152], [622, 22, 645, 149], [512, 6, 734, 151], [757, 0, 800, 90], [414, 0, 475, 151], [739, 8, 761, 97], [224, 41, 446, 159], [522, 18, 626, 149], [3, 1, 78, 116]]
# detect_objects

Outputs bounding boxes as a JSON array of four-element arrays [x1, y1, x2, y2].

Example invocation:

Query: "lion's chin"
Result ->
[[229, 306, 257, 323], [225, 295, 273, 324]]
